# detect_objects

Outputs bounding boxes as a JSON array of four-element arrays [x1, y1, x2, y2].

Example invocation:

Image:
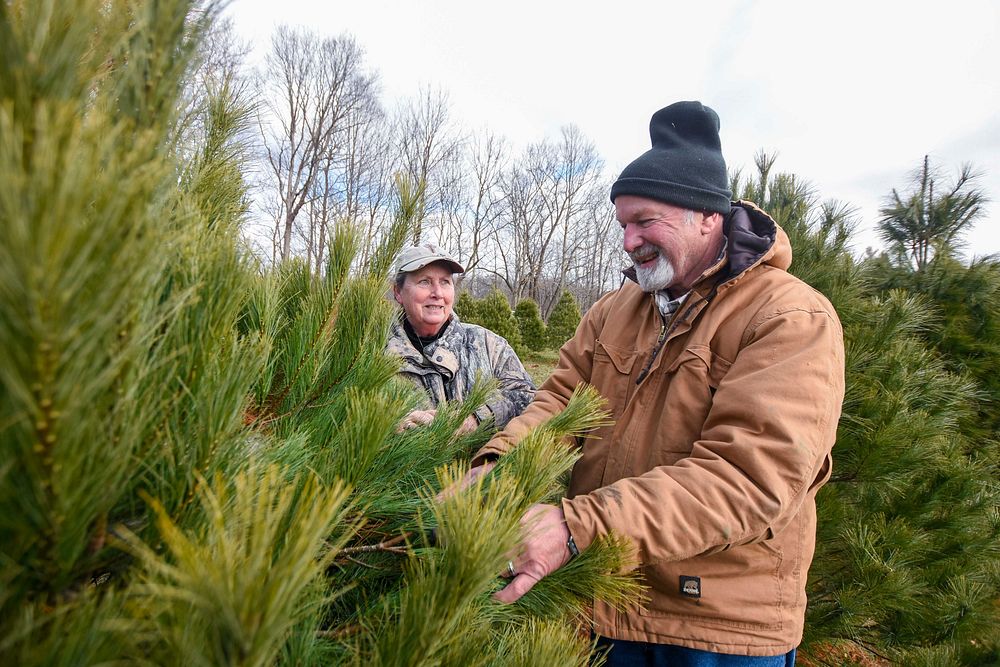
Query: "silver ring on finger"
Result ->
[[507, 560, 516, 578]]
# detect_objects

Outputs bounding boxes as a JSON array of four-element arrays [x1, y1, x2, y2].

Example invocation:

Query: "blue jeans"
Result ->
[[594, 636, 796, 667]]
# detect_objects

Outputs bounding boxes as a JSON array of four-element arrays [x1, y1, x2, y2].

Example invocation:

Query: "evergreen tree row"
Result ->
[[457, 289, 583, 354]]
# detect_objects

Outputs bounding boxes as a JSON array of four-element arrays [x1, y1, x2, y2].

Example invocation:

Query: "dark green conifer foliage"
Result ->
[[455, 290, 481, 322], [877, 156, 986, 274], [0, 4, 641, 664], [867, 159, 1000, 443], [515, 298, 548, 351], [466, 288, 524, 353], [546, 290, 582, 349], [734, 153, 1000, 665]]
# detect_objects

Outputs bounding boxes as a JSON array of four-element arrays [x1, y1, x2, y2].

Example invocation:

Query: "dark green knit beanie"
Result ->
[[610, 101, 732, 214]]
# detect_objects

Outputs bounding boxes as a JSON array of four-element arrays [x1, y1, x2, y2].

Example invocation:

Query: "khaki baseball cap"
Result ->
[[393, 244, 465, 275]]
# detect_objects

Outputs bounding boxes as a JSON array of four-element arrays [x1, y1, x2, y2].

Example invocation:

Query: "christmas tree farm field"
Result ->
[[519, 349, 561, 387]]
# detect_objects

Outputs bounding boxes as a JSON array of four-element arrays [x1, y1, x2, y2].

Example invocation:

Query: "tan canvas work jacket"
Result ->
[[475, 201, 845, 655]]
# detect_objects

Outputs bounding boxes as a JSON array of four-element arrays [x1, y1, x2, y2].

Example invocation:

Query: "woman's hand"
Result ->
[[397, 409, 437, 432], [455, 414, 478, 435]]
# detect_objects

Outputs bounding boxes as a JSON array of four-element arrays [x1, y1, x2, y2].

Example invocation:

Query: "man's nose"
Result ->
[[622, 225, 640, 253]]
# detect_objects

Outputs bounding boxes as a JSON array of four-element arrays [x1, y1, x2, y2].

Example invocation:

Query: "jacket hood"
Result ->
[[623, 200, 791, 288], [721, 200, 790, 279]]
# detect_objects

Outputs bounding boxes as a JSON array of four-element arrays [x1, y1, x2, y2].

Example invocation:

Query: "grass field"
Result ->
[[520, 348, 561, 386]]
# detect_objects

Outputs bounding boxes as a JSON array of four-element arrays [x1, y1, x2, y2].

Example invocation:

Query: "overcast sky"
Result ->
[[226, 0, 1000, 258]]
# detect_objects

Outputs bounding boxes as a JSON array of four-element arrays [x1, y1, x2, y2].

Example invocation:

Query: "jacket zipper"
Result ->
[[634, 284, 721, 385]]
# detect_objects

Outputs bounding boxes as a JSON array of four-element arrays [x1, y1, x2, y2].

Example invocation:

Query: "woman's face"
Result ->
[[393, 262, 455, 337]]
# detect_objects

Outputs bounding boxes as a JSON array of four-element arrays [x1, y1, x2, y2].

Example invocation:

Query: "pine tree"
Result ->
[[466, 288, 524, 353], [868, 253, 1000, 439], [546, 290, 582, 349], [734, 154, 1000, 665], [515, 299, 548, 351], [877, 156, 986, 274], [0, 4, 641, 665], [455, 290, 481, 322]]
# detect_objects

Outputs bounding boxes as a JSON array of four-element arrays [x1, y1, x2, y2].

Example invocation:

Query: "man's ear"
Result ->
[[392, 285, 403, 305], [701, 212, 723, 234]]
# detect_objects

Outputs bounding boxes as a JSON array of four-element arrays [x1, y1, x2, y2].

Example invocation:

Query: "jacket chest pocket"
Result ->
[[663, 344, 732, 389], [591, 340, 639, 419], [643, 345, 734, 460]]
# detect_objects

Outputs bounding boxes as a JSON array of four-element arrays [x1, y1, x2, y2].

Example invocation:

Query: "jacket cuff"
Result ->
[[473, 404, 494, 426], [470, 438, 512, 468], [561, 496, 600, 552]]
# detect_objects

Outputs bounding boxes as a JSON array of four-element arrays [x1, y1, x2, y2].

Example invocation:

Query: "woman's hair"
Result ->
[[394, 272, 408, 291]]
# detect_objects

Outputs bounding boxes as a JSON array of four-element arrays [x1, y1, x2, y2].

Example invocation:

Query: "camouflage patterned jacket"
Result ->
[[386, 315, 536, 429]]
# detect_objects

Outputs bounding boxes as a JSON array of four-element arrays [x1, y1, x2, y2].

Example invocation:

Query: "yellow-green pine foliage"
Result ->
[[0, 3, 649, 664], [121, 466, 358, 667], [0, 0, 234, 600], [353, 389, 641, 667]]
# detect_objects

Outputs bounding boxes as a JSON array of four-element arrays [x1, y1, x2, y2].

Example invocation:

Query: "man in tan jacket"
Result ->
[[470, 101, 845, 666]]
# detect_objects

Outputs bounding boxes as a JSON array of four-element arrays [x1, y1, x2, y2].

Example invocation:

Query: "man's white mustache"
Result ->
[[629, 246, 661, 263]]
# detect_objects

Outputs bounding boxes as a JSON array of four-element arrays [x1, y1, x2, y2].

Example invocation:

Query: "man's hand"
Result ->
[[495, 503, 572, 604], [435, 460, 496, 502], [397, 409, 436, 432]]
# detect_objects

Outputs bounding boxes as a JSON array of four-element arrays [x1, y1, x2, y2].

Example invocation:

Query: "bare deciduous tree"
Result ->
[[490, 125, 606, 315], [247, 26, 627, 307], [571, 195, 626, 309], [395, 86, 464, 243], [435, 129, 508, 276], [259, 27, 377, 261]]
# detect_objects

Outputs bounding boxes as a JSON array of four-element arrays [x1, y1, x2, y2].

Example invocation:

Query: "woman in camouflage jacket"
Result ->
[[388, 244, 535, 433]]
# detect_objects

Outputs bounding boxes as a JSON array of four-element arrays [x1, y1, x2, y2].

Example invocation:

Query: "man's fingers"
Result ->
[[494, 573, 539, 604], [435, 461, 496, 502]]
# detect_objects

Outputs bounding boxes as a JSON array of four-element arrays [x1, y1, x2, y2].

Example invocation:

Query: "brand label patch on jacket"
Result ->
[[679, 575, 701, 598]]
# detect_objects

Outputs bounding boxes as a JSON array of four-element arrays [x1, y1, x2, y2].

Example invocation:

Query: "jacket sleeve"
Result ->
[[472, 292, 610, 465], [480, 335, 537, 430], [562, 303, 845, 564]]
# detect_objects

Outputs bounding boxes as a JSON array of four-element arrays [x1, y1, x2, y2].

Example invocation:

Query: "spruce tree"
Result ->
[[515, 298, 548, 352], [546, 290, 582, 349], [455, 290, 481, 323]]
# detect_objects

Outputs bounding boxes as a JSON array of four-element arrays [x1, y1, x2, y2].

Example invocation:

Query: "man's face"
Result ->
[[616, 195, 714, 294]]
